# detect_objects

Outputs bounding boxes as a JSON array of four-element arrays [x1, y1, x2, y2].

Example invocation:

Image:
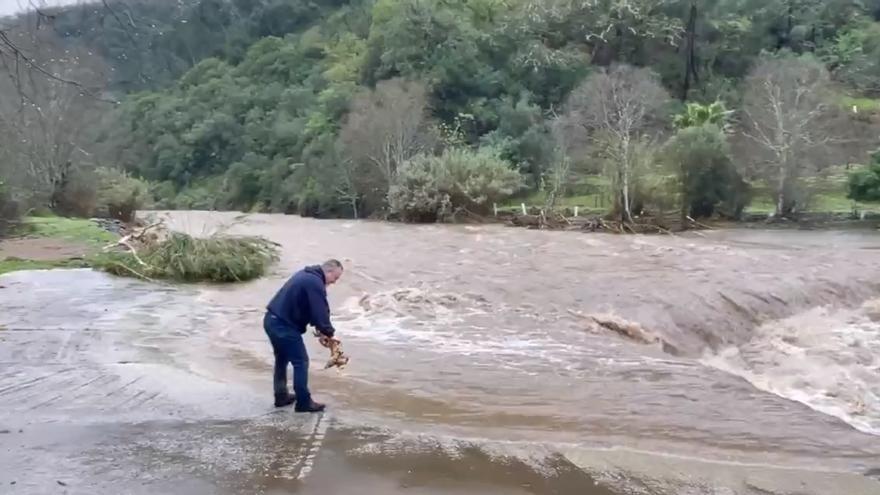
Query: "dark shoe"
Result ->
[[274, 393, 296, 408], [294, 401, 326, 413]]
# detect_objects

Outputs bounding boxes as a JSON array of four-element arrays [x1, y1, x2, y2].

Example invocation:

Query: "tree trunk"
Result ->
[[622, 164, 633, 223], [680, 164, 689, 226], [681, 2, 699, 101], [776, 165, 787, 217]]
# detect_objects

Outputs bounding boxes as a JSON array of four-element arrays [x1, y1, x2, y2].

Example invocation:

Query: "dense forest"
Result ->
[[2, 0, 880, 227]]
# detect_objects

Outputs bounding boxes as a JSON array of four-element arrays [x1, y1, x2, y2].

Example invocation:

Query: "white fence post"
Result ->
[[521, 203, 527, 215]]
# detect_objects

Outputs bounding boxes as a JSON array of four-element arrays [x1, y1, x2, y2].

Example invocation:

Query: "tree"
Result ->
[[742, 53, 836, 216], [337, 78, 438, 209], [0, 15, 110, 211], [516, 0, 684, 65], [543, 150, 573, 211], [822, 20, 880, 96], [556, 64, 670, 221]]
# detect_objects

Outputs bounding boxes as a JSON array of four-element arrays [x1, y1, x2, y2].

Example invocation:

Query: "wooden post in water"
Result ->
[[493, 203, 498, 217], [521, 203, 527, 215], [574, 206, 579, 217]]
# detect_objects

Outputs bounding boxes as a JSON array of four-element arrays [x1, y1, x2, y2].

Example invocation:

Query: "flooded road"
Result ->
[[2, 211, 880, 494]]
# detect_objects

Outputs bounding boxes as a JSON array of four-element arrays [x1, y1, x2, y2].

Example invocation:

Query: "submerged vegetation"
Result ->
[[93, 231, 280, 283]]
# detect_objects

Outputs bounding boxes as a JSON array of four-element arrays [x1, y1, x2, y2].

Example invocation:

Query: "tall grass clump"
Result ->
[[94, 232, 279, 283]]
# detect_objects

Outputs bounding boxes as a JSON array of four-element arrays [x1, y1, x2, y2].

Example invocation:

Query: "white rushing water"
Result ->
[[704, 301, 880, 435]]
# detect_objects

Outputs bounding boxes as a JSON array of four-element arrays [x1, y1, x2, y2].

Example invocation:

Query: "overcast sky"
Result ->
[[0, 0, 82, 17]]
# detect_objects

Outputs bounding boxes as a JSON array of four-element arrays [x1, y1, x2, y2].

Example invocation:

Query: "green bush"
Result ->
[[150, 181, 179, 210], [93, 232, 279, 283], [847, 151, 880, 202], [663, 124, 751, 219], [94, 167, 151, 221], [388, 147, 524, 222]]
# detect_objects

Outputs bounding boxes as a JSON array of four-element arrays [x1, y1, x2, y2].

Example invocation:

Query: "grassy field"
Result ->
[[22, 216, 117, 245], [0, 216, 114, 276], [502, 167, 880, 216], [839, 95, 880, 114]]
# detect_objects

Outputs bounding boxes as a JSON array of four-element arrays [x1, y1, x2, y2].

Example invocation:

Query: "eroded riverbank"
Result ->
[[2, 211, 879, 494]]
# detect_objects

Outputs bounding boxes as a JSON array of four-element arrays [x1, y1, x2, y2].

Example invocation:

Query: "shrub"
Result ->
[[94, 167, 151, 221], [93, 232, 279, 283], [388, 147, 523, 222], [0, 180, 21, 237], [53, 168, 98, 218], [664, 124, 750, 219], [847, 151, 880, 202]]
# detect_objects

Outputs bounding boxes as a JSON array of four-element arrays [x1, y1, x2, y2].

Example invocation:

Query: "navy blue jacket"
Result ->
[[266, 265, 335, 337]]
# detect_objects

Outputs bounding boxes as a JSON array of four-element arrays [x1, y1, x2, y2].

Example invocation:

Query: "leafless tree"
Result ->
[[334, 156, 360, 219], [337, 78, 438, 205], [556, 64, 669, 221], [741, 54, 839, 217], [545, 120, 575, 211], [0, 13, 109, 208], [542, 152, 572, 211]]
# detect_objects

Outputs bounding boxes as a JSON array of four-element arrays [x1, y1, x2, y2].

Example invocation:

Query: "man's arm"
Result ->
[[306, 281, 335, 338]]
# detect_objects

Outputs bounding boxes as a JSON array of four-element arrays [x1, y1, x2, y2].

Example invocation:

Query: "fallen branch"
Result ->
[[686, 216, 713, 230], [115, 237, 147, 266], [646, 223, 676, 236]]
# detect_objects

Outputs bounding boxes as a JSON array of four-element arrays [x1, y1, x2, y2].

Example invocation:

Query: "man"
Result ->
[[264, 259, 343, 412]]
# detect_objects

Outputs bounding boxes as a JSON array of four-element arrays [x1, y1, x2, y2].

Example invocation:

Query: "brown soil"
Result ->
[[0, 237, 92, 261]]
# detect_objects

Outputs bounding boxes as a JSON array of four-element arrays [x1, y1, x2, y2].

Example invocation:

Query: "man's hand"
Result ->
[[316, 332, 340, 349]]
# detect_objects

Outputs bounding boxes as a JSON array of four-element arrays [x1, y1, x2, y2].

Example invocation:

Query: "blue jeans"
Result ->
[[263, 312, 311, 405]]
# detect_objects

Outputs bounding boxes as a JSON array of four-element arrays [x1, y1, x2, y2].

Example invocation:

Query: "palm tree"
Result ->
[[673, 101, 733, 131]]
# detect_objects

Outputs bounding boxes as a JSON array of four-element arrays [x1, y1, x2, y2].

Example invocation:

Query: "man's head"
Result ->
[[321, 259, 344, 286]]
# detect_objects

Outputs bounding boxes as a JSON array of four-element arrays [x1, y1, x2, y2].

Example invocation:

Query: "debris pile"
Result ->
[[94, 219, 279, 283]]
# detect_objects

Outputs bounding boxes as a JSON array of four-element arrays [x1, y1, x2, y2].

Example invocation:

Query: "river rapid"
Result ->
[[1, 210, 879, 494]]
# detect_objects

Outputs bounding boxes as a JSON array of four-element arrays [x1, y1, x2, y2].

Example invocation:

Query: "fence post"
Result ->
[[493, 203, 498, 217], [574, 206, 579, 217], [521, 203, 527, 215]]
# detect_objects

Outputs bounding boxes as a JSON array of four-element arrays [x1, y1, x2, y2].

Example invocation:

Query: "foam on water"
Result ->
[[336, 287, 579, 365], [703, 302, 880, 435]]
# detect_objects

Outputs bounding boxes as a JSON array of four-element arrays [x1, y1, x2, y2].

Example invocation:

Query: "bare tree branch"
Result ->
[[556, 64, 669, 221], [338, 78, 438, 209], [101, 0, 139, 47], [0, 16, 109, 208], [741, 55, 841, 216], [0, 2, 134, 105]]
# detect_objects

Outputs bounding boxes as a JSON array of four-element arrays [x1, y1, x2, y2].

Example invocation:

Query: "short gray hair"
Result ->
[[322, 259, 344, 271]]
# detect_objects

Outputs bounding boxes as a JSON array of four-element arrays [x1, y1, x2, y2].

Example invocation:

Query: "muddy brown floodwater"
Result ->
[[2, 210, 879, 494]]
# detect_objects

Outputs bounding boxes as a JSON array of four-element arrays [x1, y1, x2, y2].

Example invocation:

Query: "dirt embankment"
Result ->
[[0, 237, 93, 261]]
